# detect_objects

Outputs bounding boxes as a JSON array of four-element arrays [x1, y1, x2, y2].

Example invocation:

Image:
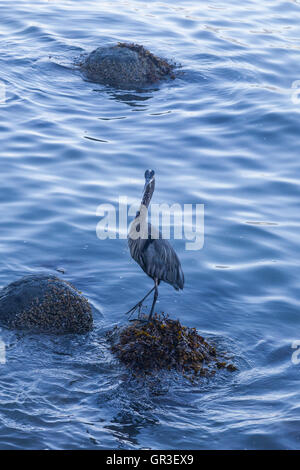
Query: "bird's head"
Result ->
[[144, 169, 155, 188]]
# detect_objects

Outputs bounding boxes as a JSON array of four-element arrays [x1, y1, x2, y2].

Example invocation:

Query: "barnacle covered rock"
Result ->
[[0, 274, 93, 334], [107, 314, 237, 381], [81, 42, 176, 88]]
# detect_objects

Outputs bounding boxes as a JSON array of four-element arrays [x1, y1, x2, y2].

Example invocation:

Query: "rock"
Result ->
[[0, 274, 93, 334], [107, 313, 237, 381], [81, 42, 175, 88]]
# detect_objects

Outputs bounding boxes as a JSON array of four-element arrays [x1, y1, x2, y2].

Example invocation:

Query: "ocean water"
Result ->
[[0, 0, 300, 450]]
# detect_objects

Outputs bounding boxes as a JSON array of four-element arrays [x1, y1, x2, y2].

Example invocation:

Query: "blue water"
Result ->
[[0, 0, 300, 450]]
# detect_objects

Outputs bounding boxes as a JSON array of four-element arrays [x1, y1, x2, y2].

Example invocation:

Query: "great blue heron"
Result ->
[[127, 169, 184, 321]]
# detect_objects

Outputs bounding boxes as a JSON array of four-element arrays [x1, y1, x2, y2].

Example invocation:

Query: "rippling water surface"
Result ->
[[1, 0, 300, 450]]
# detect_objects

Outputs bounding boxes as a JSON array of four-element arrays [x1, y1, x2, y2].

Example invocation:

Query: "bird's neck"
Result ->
[[135, 203, 148, 222], [135, 181, 155, 219], [129, 203, 149, 240], [141, 188, 152, 209]]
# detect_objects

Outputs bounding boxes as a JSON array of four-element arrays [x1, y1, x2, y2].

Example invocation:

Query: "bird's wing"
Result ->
[[128, 223, 184, 290], [140, 237, 184, 290]]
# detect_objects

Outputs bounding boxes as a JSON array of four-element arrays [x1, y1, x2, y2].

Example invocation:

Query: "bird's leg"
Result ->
[[148, 279, 159, 322], [125, 285, 155, 318]]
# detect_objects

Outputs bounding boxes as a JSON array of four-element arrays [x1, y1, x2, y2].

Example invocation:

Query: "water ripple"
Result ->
[[0, 0, 300, 450]]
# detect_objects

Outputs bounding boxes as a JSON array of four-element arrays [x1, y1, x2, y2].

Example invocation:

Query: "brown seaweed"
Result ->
[[107, 313, 237, 381]]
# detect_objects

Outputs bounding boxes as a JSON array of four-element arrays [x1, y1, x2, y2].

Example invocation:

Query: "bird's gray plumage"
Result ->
[[128, 224, 184, 291], [127, 169, 184, 320]]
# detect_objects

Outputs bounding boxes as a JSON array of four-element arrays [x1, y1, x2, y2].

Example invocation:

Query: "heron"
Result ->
[[126, 169, 184, 321]]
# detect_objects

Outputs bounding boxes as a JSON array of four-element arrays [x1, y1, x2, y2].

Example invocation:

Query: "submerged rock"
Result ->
[[0, 274, 93, 334], [81, 42, 176, 88], [107, 314, 237, 381]]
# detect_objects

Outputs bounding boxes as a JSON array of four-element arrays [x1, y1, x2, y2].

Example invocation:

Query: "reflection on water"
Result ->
[[107, 90, 156, 107]]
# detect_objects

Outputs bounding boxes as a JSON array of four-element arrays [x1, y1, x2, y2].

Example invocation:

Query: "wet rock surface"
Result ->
[[81, 42, 176, 88], [107, 314, 237, 381], [0, 274, 93, 334]]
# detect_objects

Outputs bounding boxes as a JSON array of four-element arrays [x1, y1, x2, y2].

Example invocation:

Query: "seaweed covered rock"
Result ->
[[0, 274, 93, 334], [81, 42, 175, 88], [107, 314, 237, 381]]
